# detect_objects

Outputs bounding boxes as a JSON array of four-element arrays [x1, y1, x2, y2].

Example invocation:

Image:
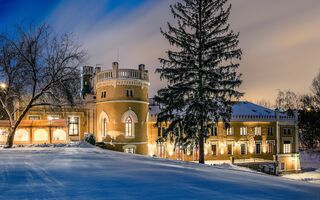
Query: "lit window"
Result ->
[[124, 147, 135, 154], [226, 127, 233, 136], [125, 117, 133, 137], [227, 144, 233, 155], [68, 117, 79, 136], [254, 127, 261, 136], [283, 141, 291, 153], [240, 144, 247, 155], [28, 115, 40, 120], [256, 143, 261, 154], [158, 144, 166, 158], [240, 127, 247, 135], [267, 141, 274, 153], [48, 115, 59, 120], [101, 118, 107, 137]]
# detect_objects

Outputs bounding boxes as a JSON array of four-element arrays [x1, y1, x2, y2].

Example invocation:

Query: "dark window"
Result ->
[[211, 126, 217, 136], [126, 89, 134, 97], [284, 128, 291, 135], [268, 127, 273, 136], [240, 144, 246, 155], [101, 91, 106, 98], [227, 144, 233, 155], [211, 144, 217, 155], [256, 143, 261, 154]]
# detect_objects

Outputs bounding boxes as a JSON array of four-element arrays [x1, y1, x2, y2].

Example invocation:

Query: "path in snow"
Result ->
[[0, 144, 319, 200]]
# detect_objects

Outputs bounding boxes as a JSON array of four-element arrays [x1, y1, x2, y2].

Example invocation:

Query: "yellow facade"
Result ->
[[0, 62, 301, 173]]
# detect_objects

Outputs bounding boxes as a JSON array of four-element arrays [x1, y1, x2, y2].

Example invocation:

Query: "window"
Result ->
[[240, 144, 247, 155], [48, 115, 59, 120], [28, 115, 40, 120], [226, 127, 233, 136], [124, 147, 135, 154], [227, 144, 233, 155], [254, 127, 261, 136], [68, 116, 79, 136], [268, 127, 273, 136], [283, 141, 291, 153], [126, 89, 134, 97], [101, 91, 106, 98], [125, 117, 133, 137], [256, 143, 261, 154], [283, 128, 291, 135], [101, 118, 108, 137], [211, 126, 217, 136], [158, 144, 166, 158], [240, 127, 247, 135], [267, 141, 274, 154], [211, 144, 217, 155], [280, 162, 285, 171]]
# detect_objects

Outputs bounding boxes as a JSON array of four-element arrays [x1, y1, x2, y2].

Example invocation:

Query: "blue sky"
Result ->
[[1, 0, 320, 103]]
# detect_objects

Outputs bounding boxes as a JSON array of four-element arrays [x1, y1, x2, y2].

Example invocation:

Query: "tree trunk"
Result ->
[[198, 131, 205, 164], [5, 130, 15, 148]]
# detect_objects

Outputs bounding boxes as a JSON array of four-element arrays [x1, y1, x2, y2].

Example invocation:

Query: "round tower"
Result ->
[[95, 62, 149, 155]]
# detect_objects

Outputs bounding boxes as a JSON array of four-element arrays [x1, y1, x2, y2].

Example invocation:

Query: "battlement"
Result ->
[[97, 62, 149, 82]]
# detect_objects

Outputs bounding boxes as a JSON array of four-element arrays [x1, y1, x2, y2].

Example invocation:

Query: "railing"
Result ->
[[97, 69, 149, 82]]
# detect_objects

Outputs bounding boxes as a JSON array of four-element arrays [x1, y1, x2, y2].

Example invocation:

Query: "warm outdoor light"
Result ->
[[0, 83, 7, 89]]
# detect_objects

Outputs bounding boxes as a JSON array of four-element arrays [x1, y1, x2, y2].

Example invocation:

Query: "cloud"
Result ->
[[46, 0, 320, 102]]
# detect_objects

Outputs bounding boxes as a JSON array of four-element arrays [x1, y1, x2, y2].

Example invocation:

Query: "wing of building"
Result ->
[[0, 63, 300, 173]]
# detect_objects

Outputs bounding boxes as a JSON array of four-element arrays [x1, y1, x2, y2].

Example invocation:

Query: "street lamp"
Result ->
[[0, 83, 7, 90]]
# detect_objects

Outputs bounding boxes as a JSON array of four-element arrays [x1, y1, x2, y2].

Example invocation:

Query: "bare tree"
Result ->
[[275, 90, 300, 111], [0, 24, 86, 148], [311, 70, 320, 107]]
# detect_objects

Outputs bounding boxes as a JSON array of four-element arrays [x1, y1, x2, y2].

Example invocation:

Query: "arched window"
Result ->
[[101, 118, 108, 137], [125, 117, 133, 137]]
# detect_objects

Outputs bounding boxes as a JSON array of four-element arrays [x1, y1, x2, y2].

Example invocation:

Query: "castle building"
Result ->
[[0, 63, 300, 173]]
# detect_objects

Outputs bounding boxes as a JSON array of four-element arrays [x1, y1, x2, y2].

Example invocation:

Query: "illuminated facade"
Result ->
[[0, 62, 300, 172]]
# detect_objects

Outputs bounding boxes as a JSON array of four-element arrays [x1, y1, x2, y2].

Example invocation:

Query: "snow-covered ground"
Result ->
[[282, 149, 320, 185], [0, 143, 319, 200]]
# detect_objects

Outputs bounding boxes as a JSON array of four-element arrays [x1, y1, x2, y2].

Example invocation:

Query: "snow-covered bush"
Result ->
[[84, 133, 96, 145]]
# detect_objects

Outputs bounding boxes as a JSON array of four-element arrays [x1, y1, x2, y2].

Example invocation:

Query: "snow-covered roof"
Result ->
[[231, 101, 276, 117], [148, 99, 294, 122]]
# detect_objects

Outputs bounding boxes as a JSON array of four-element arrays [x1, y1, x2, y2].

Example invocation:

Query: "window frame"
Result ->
[[125, 116, 134, 138], [254, 127, 261, 136], [68, 116, 80, 136], [240, 127, 247, 136]]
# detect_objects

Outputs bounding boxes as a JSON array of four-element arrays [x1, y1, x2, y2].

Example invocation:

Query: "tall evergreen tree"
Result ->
[[156, 0, 243, 164]]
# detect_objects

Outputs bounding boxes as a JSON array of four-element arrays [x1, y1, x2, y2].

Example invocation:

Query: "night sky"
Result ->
[[1, 0, 320, 103]]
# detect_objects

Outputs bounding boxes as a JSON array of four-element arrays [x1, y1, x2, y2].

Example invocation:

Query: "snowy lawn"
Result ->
[[282, 149, 320, 185], [0, 143, 319, 200]]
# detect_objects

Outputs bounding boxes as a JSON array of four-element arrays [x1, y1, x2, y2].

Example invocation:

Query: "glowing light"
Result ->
[[262, 145, 267, 153], [204, 143, 210, 155], [69, 117, 75, 123], [148, 144, 155, 156], [249, 146, 254, 154], [220, 149, 224, 155], [0, 83, 7, 89]]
